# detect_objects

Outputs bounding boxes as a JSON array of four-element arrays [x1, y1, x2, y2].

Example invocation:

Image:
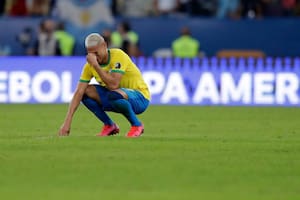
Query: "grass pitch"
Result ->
[[0, 104, 299, 200]]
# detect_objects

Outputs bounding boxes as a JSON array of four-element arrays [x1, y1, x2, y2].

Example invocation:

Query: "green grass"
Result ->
[[0, 104, 300, 200]]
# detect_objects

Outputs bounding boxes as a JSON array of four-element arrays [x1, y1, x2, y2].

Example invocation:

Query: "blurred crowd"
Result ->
[[13, 17, 201, 58], [1, 0, 300, 19], [115, 0, 300, 19], [14, 18, 75, 56]]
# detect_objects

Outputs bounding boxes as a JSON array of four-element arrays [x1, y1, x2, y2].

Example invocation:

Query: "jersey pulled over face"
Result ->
[[80, 48, 150, 100]]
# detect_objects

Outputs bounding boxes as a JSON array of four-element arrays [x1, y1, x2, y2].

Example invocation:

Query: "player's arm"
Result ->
[[58, 82, 88, 136], [86, 53, 122, 90]]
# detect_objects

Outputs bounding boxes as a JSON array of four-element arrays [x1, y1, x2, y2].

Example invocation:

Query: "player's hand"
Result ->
[[58, 124, 70, 136], [86, 53, 98, 67]]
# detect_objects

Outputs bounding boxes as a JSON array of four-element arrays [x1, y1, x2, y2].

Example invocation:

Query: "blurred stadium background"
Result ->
[[0, 0, 300, 106], [1, 1, 300, 200]]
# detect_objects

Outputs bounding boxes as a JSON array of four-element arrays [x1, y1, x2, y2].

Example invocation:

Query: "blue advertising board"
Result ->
[[0, 57, 300, 106]]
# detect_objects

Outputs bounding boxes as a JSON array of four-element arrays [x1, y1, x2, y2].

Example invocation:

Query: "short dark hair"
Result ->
[[121, 21, 131, 32]]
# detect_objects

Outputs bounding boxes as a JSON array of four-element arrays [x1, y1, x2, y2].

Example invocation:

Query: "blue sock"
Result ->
[[108, 91, 141, 126], [81, 95, 113, 125]]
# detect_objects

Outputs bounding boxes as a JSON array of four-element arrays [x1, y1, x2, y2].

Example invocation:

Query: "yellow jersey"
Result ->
[[79, 48, 150, 100]]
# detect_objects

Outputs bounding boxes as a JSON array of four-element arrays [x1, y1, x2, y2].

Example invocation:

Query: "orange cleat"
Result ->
[[126, 124, 144, 137], [97, 124, 119, 136]]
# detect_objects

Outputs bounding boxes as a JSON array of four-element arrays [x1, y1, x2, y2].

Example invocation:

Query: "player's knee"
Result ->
[[107, 91, 124, 101], [84, 85, 93, 95]]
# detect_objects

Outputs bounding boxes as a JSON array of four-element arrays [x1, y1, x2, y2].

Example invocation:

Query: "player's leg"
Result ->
[[81, 85, 119, 136], [107, 88, 149, 137]]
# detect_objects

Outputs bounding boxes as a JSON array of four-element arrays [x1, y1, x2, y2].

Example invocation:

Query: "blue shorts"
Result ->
[[94, 85, 149, 114]]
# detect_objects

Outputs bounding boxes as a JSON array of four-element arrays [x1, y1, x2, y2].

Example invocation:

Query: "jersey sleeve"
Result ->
[[79, 63, 92, 83], [110, 50, 128, 75]]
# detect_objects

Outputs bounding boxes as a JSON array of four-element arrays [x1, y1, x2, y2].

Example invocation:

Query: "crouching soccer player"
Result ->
[[58, 33, 150, 137]]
